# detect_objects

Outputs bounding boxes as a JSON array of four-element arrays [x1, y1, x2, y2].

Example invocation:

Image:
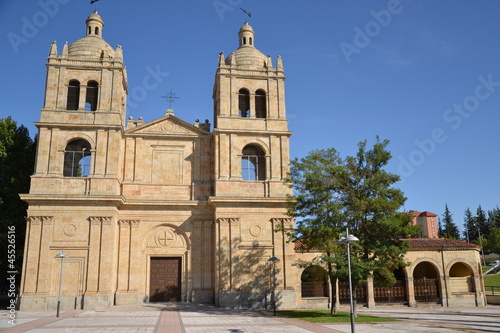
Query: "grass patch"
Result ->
[[277, 310, 397, 323], [484, 273, 500, 288]]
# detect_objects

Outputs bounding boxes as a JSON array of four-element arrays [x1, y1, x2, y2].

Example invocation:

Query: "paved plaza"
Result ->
[[1, 303, 499, 332]]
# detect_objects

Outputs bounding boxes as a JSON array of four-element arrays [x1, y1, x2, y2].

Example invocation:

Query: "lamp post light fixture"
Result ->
[[268, 256, 279, 316], [337, 230, 359, 333], [55, 249, 69, 317]]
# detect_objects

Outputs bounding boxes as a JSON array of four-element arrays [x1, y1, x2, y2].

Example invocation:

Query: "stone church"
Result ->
[[19, 11, 299, 310], [20, 11, 485, 311]]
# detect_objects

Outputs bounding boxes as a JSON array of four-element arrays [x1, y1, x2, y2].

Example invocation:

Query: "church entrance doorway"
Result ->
[[149, 257, 182, 302]]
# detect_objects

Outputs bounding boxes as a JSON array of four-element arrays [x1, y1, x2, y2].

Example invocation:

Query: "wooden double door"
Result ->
[[149, 257, 182, 302]]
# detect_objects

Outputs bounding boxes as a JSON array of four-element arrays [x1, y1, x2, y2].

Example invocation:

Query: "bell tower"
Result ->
[[211, 22, 294, 308], [212, 22, 291, 196], [33, 11, 127, 188]]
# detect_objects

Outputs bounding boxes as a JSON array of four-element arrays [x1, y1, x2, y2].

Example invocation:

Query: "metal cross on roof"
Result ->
[[162, 89, 180, 109]]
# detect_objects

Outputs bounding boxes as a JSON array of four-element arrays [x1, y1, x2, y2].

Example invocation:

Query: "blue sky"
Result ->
[[1, 0, 499, 235]]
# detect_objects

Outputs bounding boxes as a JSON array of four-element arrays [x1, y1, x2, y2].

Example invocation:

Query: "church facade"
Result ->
[[20, 12, 485, 311], [19, 12, 299, 310]]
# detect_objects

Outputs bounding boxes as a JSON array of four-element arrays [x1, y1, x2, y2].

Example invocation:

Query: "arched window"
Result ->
[[255, 89, 267, 118], [88, 26, 91, 35], [85, 81, 99, 111], [63, 139, 91, 177], [249, 37, 253, 45], [243, 36, 247, 45], [66, 80, 80, 110], [95, 27, 99, 35], [238, 88, 250, 118], [241, 144, 265, 180]]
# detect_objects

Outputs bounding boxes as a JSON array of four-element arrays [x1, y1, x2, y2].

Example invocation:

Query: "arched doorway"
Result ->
[[413, 261, 440, 303], [301, 265, 329, 298]]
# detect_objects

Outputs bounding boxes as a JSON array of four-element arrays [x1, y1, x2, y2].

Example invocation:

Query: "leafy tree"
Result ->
[[441, 204, 460, 239], [0, 116, 36, 294], [284, 147, 345, 313], [285, 138, 417, 314]]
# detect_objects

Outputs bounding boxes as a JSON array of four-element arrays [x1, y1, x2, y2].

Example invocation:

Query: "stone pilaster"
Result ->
[[128, 220, 141, 291], [116, 220, 131, 292]]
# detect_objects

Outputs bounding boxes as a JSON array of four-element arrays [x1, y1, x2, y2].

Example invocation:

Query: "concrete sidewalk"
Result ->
[[1, 303, 499, 332]]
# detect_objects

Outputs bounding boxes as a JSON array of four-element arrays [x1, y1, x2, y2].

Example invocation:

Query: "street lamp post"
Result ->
[[473, 216, 486, 267], [55, 249, 69, 317], [477, 226, 486, 267], [268, 256, 279, 316], [337, 229, 359, 333]]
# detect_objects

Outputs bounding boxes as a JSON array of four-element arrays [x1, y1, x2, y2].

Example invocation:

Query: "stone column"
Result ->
[[78, 85, 87, 111], [440, 276, 449, 307], [406, 276, 416, 307], [366, 276, 375, 308]]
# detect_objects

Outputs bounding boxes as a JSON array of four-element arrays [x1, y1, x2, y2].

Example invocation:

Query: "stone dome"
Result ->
[[68, 11, 114, 59], [225, 47, 267, 68], [68, 35, 115, 58], [225, 22, 268, 68]]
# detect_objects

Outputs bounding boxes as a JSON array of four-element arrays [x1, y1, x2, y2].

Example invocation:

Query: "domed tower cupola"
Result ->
[[86, 10, 104, 37], [239, 22, 254, 47]]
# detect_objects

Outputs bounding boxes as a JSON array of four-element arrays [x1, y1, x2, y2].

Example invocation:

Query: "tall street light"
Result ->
[[55, 249, 69, 317], [337, 229, 359, 333], [268, 256, 279, 316]]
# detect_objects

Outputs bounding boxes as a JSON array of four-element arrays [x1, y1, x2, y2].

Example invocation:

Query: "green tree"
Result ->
[[485, 227, 500, 256], [441, 204, 460, 239], [285, 138, 418, 314], [475, 205, 488, 239], [463, 208, 474, 242], [0, 116, 36, 294], [284, 147, 345, 313], [487, 207, 500, 231]]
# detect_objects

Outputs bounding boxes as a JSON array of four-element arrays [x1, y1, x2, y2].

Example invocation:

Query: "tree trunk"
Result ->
[[330, 276, 338, 314]]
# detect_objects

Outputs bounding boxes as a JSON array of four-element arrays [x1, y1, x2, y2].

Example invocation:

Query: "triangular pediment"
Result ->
[[125, 114, 210, 137]]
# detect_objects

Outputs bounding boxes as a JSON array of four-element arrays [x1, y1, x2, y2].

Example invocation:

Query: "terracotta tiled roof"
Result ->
[[419, 211, 438, 217], [404, 238, 480, 251]]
